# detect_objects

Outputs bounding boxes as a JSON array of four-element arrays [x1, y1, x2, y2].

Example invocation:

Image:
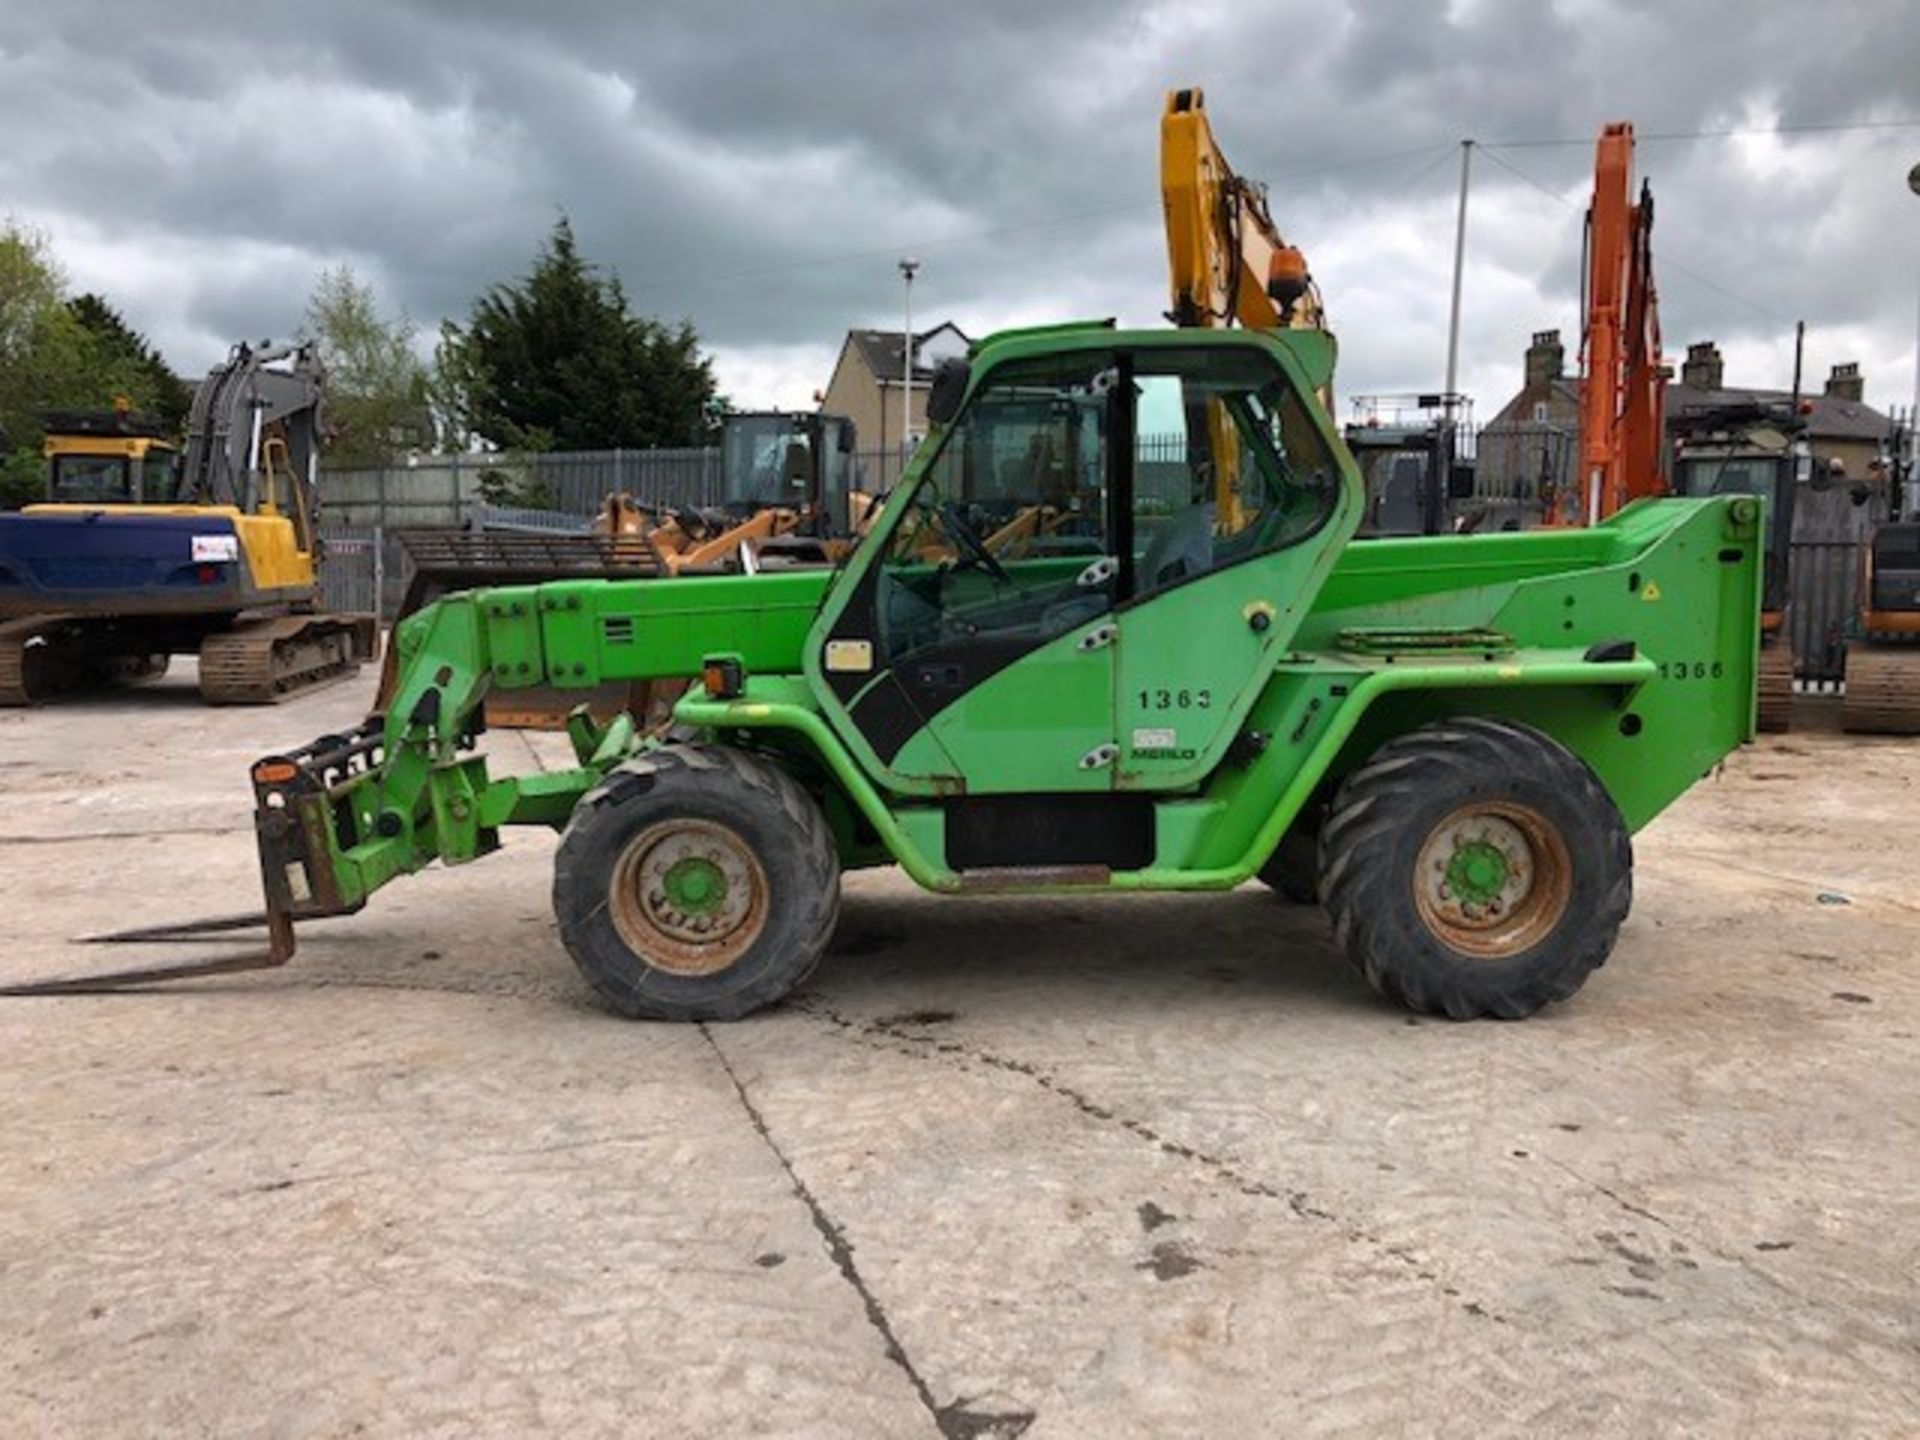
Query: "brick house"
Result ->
[[820, 323, 971, 479], [1478, 330, 1894, 533]]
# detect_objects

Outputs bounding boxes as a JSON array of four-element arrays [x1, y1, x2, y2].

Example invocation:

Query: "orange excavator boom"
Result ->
[[1571, 121, 1667, 525]]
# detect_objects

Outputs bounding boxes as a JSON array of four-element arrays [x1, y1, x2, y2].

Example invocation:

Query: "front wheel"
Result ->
[[553, 745, 840, 1021], [1319, 717, 1631, 1019]]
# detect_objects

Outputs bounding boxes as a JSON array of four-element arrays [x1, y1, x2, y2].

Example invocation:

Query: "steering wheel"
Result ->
[[939, 501, 1010, 584]]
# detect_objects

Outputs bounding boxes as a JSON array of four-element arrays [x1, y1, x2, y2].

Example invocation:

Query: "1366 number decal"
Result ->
[[1655, 660, 1724, 680]]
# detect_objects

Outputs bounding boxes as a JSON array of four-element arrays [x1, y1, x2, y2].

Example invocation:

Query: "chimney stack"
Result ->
[[1824, 362, 1864, 403], [1680, 341, 1724, 391], [1525, 329, 1564, 387]]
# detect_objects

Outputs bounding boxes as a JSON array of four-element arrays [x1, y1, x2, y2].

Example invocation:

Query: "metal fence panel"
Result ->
[[321, 448, 725, 526], [1789, 539, 1859, 686], [316, 525, 381, 617]]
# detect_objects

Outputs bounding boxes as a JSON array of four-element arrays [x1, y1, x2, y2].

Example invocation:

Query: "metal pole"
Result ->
[[1443, 139, 1474, 406], [373, 522, 385, 625], [899, 257, 920, 487], [1910, 241, 1920, 517]]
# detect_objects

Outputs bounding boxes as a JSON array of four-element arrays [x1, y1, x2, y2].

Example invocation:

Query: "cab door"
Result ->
[[812, 349, 1124, 794], [1110, 344, 1351, 791]]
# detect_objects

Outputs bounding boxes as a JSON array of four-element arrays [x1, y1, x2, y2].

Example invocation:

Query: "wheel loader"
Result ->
[[0, 342, 375, 705], [9, 322, 1765, 1023]]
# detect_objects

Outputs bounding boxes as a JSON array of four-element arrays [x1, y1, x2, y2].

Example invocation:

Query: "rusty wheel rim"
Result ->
[[609, 819, 768, 976], [1412, 801, 1572, 959]]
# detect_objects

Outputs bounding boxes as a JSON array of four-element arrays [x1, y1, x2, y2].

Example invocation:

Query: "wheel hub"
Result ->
[[1413, 803, 1570, 958], [610, 819, 768, 974]]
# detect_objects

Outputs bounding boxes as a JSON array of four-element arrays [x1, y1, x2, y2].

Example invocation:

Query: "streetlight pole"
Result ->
[[1443, 139, 1474, 409], [899, 257, 920, 483]]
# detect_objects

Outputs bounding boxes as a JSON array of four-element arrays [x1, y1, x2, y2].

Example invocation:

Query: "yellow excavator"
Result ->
[[0, 341, 375, 704]]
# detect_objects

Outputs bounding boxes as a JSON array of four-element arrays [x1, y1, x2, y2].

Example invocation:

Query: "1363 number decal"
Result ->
[[1138, 687, 1212, 710]]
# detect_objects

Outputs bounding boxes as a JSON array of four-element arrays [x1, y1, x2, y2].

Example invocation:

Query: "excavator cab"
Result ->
[[1668, 408, 1803, 616], [41, 409, 178, 506]]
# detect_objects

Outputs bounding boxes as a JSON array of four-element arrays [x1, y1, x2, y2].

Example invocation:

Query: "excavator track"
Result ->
[[0, 616, 91, 706], [1755, 640, 1795, 734], [198, 614, 377, 705], [1842, 645, 1920, 735]]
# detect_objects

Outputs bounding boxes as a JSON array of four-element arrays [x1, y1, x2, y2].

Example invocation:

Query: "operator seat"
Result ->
[[1139, 501, 1216, 592]]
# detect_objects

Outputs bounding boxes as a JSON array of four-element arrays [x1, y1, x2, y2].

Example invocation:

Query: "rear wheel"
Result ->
[[1319, 717, 1631, 1019], [553, 745, 840, 1021]]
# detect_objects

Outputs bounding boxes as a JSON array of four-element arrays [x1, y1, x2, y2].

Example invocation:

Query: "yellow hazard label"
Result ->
[[1641, 582, 1662, 602]]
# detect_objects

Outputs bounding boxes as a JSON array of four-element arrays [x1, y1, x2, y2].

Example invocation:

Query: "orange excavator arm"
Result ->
[[1569, 121, 1667, 525]]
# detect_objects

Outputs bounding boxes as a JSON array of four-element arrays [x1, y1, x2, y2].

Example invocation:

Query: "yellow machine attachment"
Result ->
[[1160, 86, 1333, 536]]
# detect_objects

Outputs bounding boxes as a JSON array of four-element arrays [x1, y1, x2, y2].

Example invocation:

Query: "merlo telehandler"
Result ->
[[7, 322, 1764, 1022]]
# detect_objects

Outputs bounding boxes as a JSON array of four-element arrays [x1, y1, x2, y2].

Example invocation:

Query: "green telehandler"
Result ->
[[10, 322, 1765, 1021]]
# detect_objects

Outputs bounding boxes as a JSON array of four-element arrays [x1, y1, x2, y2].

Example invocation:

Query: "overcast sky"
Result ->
[[3, 0, 1917, 427]]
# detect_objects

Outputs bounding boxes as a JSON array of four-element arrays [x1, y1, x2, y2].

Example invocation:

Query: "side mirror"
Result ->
[[927, 358, 970, 426]]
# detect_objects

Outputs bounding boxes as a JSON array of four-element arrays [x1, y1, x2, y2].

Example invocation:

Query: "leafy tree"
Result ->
[[68, 293, 193, 435], [301, 265, 431, 467], [438, 217, 717, 452], [0, 222, 163, 508]]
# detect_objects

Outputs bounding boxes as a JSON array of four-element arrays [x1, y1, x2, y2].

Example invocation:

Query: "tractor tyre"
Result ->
[[553, 744, 840, 1021], [1257, 820, 1321, 904], [1318, 716, 1631, 1020]]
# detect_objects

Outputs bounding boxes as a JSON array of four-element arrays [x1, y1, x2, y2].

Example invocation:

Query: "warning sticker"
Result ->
[[191, 534, 239, 562]]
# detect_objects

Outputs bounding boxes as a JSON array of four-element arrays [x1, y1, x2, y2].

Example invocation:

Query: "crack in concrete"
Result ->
[[0, 827, 244, 845], [701, 1025, 1035, 1439], [800, 1001, 1510, 1325]]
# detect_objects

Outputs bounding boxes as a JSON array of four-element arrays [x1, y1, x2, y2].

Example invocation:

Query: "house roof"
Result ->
[[1492, 374, 1890, 445], [1667, 382, 1890, 443], [845, 322, 970, 384]]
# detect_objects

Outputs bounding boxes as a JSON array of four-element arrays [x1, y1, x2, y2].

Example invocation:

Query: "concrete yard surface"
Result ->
[[1, 665, 1917, 1437]]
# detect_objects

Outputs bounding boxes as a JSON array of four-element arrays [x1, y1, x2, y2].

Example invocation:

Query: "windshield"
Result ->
[[50, 453, 136, 504], [721, 416, 814, 509], [1676, 453, 1783, 542]]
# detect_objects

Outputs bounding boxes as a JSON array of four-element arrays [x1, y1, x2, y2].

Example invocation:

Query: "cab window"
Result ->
[[1129, 348, 1338, 599], [50, 454, 135, 504], [877, 353, 1115, 664]]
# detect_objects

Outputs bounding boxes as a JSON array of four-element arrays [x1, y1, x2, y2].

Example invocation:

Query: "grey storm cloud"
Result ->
[[2, 0, 1916, 414]]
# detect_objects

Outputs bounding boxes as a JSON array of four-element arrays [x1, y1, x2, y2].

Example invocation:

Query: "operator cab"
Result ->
[[40, 409, 178, 507], [815, 330, 1349, 800], [1668, 402, 1804, 614], [716, 411, 857, 538]]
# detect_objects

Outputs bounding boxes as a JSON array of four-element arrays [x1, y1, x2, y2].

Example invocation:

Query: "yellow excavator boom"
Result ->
[[1161, 87, 1327, 339]]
